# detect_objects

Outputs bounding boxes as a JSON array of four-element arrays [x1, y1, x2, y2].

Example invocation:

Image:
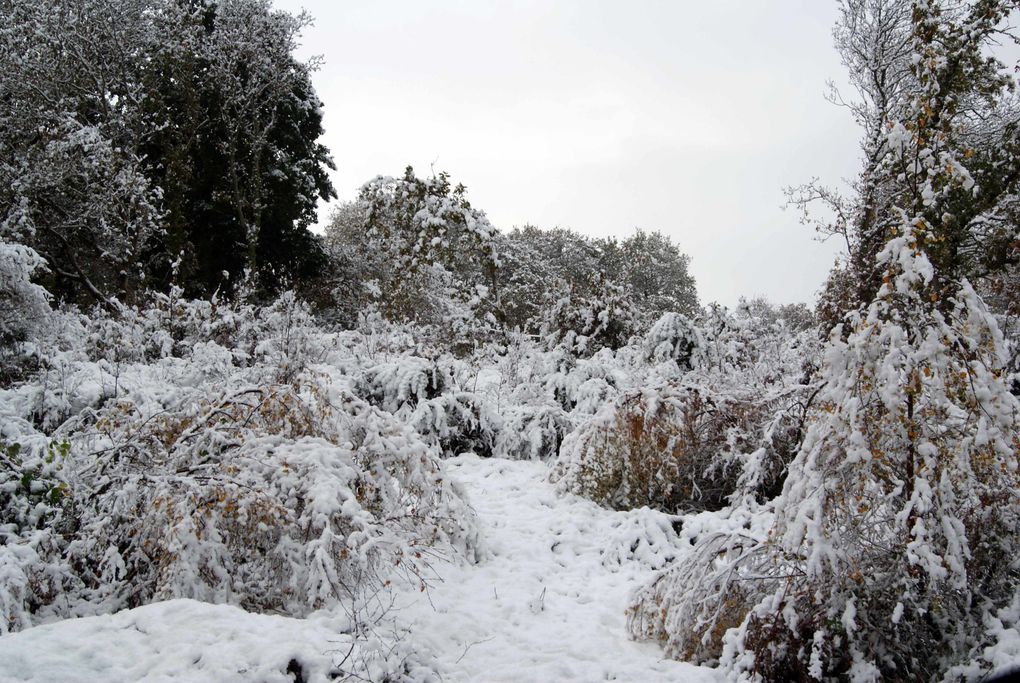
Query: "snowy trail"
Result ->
[[394, 454, 719, 682]]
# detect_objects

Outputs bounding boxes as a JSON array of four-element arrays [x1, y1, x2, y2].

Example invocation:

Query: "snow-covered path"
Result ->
[[393, 454, 719, 682]]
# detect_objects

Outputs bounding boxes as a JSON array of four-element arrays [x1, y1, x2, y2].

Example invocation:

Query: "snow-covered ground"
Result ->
[[392, 454, 719, 682], [0, 601, 349, 683], [0, 455, 718, 682]]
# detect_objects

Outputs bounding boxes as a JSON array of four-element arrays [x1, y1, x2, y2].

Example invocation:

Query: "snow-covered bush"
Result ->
[[641, 305, 820, 390], [679, 4, 1020, 673], [358, 356, 450, 413], [543, 348, 626, 414], [0, 437, 69, 535], [628, 233, 1020, 682], [332, 168, 499, 333], [626, 506, 775, 665], [599, 508, 685, 572], [492, 402, 573, 461], [6, 288, 327, 438], [0, 241, 50, 346], [80, 287, 321, 371], [0, 369, 480, 631], [408, 392, 501, 458], [355, 355, 503, 457], [551, 382, 764, 513], [0, 241, 51, 384], [643, 312, 703, 369], [540, 278, 641, 356]]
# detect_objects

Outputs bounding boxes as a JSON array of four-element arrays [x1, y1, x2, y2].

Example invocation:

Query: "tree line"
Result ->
[[0, 0, 699, 354]]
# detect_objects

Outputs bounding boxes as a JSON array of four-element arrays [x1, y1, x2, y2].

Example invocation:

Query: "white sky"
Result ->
[[272, 0, 863, 308]]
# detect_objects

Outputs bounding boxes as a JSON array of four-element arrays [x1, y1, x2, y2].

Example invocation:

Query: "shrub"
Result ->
[[80, 288, 322, 372], [0, 370, 481, 630], [0, 241, 51, 385], [358, 356, 449, 413], [551, 382, 762, 513], [408, 391, 501, 458], [493, 402, 573, 461], [643, 312, 703, 369], [715, 232, 1020, 682], [627, 509, 776, 665], [543, 348, 623, 414], [540, 278, 641, 356]]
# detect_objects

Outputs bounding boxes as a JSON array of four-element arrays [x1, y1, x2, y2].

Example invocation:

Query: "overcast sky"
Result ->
[[271, 0, 863, 308]]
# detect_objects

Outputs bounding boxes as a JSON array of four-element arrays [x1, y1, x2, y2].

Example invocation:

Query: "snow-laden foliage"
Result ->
[[625, 5, 1020, 678], [539, 277, 642, 356], [78, 287, 320, 372], [675, 5, 1020, 679], [493, 225, 698, 343], [0, 240, 51, 382], [552, 381, 801, 514], [790, 0, 1020, 329], [4, 1, 1019, 681], [552, 382, 750, 513], [627, 506, 776, 665], [0, 296, 481, 639], [598, 508, 686, 572], [328, 168, 500, 333], [492, 402, 573, 461], [642, 305, 819, 384], [552, 305, 819, 514], [0, 0, 334, 305], [361, 169, 499, 281], [322, 205, 699, 354], [407, 391, 501, 459], [355, 355, 502, 458], [718, 231, 1020, 682], [643, 312, 704, 369], [358, 356, 451, 413], [543, 347, 627, 414], [0, 0, 163, 306], [626, 20, 1020, 683]]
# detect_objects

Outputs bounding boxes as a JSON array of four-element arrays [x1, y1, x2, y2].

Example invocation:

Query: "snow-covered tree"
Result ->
[[790, 0, 1020, 329], [628, 4, 1020, 680], [498, 226, 698, 342], [618, 229, 699, 319], [0, 0, 163, 306], [354, 167, 500, 325], [650, 3, 1020, 679], [165, 0, 335, 294], [722, 230, 1018, 681], [0, 0, 335, 304]]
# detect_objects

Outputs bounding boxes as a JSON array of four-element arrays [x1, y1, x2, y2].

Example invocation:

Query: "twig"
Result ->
[[455, 636, 495, 664]]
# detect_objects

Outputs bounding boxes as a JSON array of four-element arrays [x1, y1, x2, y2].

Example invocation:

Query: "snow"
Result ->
[[0, 600, 348, 683], [389, 454, 720, 682], [0, 454, 720, 683]]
